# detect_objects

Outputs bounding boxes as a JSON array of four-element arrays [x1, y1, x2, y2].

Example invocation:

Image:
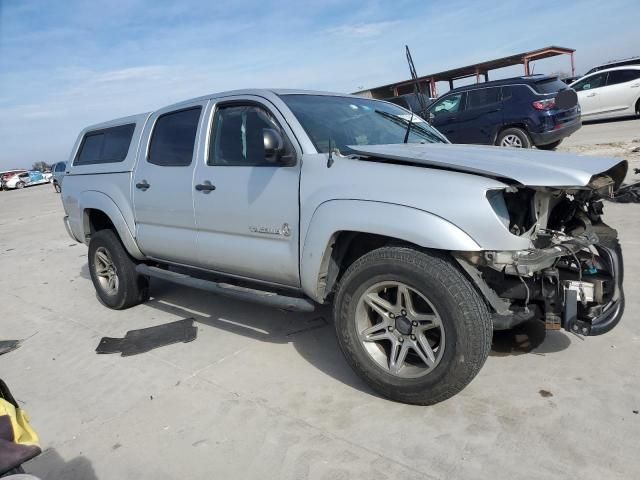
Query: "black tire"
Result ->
[[496, 127, 532, 148], [16, 181, 25, 189], [53, 181, 61, 193], [536, 139, 563, 150], [88, 229, 149, 309], [333, 246, 492, 405]]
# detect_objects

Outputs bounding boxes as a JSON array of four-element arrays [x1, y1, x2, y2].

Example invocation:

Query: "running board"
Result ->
[[136, 264, 316, 312]]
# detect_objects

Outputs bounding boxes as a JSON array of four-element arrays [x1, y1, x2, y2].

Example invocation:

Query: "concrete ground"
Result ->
[[1, 119, 639, 480]]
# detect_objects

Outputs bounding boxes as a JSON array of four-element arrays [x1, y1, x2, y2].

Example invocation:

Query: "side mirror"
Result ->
[[428, 112, 435, 124], [263, 128, 284, 164]]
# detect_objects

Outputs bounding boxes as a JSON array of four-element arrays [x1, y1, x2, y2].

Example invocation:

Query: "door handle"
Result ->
[[586, 92, 597, 97], [631, 83, 640, 88], [195, 181, 216, 193], [135, 180, 150, 191]]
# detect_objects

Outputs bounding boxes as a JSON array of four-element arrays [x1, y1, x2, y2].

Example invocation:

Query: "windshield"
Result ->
[[280, 94, 446, 154], [533, 78, 568, 94]]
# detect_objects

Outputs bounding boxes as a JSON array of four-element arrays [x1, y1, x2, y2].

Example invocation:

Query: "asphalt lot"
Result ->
[[1, 121, 639, 479]]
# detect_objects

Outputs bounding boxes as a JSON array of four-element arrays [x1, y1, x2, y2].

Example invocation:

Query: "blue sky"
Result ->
[[1, 0, 639, 169]]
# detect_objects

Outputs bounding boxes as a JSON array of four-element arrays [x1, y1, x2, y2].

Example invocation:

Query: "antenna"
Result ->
[[405, 45, 428, 113], [327, 138, 334, 168]]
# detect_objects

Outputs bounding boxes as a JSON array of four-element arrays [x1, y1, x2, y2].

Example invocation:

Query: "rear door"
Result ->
[[602, 69, 640, 114], [192, 96, 301, 286], [572, 72, 608, 116], [133, 101, 206, 265], [454, 87, 503, 144], [428, 92, 466, 143]]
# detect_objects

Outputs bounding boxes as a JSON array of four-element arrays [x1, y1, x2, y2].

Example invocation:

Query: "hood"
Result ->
[[348, 143, 628, 188]]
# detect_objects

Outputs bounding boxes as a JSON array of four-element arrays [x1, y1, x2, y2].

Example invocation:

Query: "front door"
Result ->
[[429, 92, 466, 143], [193, 96, 301, 287], [454, 86, 503, 145], [573, 72, 607, 117], [133, 102, 207, 265]]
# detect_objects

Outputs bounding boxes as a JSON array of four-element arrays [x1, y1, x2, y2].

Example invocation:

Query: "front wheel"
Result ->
[[88, 229, 149, 309], [16, 181, 25, 189], [496, 127, 532, 148], [53, 181, 61, 193], [333, 247, 492, 405]]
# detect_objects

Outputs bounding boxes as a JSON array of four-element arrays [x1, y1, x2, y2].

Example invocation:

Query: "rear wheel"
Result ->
[[88, 229, 149, 309], [537, 139, 563, 150], [16, 181, 25, 189], [333, 246, 492, 405], [496, 127, 532, 148]]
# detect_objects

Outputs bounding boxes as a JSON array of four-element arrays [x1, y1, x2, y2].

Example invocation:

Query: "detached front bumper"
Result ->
[[456, 239, 625, 337]]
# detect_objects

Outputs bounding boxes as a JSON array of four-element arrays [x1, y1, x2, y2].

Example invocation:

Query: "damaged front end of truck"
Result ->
[[455, 162, 627, 336]]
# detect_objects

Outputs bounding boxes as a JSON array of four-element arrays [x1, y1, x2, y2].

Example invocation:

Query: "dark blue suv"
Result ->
[[424, 75, 581, 149]]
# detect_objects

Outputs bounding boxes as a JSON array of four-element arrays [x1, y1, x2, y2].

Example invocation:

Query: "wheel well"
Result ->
[[320, 231, 415, 301], [635, 97, 640, 113], [495, 123, 529, 144], [84, 209, 116, 241]]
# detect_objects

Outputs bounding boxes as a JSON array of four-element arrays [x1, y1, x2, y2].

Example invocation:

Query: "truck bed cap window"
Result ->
[[75, 124, 135, 165]]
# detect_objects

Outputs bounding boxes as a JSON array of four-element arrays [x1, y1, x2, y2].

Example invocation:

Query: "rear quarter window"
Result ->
[[74, 124, 136, 165], [466, 87, 501, 109]]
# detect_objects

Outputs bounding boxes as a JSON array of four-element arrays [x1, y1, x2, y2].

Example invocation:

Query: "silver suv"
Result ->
[[61, 89, 627, 405]]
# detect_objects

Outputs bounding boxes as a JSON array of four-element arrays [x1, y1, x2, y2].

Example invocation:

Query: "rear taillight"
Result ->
[[532, 98, 556, 110]]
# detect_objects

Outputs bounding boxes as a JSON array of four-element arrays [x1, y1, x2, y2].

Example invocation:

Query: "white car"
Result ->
[[570, 66, 640, 120]]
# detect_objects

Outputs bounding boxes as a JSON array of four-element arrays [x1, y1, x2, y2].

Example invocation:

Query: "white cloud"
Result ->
[[327, 20, 399, 38]]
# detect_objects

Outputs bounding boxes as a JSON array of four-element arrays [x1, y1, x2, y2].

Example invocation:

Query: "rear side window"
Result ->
[[533, 78, 567, 94], [148, 107, 202, 167], [75, 124, 135, 165], [606, 70, 640, 86], [466, 87, 500, 109]]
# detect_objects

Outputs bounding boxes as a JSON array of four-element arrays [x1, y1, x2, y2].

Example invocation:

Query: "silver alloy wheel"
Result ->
[[355, 281, 445, 378], [94, 247, 119, 296], [500, 134, 523, 147]]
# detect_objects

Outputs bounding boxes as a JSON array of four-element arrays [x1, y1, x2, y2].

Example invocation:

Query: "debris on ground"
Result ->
[[609, 182, 640, 203], [539, 389, 553, 398], [95, 318, 198, 357], [0, 340, 21, 356]]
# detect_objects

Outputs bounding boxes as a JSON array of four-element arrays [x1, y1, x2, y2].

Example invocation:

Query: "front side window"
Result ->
[[573, 73, 607, 91], [432, 93, 464, 115], [55, 162, 66, 172], [606, 69, 640, 86], [148, 107, 202, 167], [281, 94, 445, 154], [75, 124, 135, 165], [466, 88, 500, 109], [208, 105, 284, 166]]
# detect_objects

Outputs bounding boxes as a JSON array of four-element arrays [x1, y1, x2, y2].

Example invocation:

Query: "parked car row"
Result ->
[[1, 170, 54, 190], [380, 64, 639, 150]]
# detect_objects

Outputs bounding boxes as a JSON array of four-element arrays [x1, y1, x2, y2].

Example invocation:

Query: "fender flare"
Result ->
[[300, 199, 481, 302], [78, 190, 145, 260]]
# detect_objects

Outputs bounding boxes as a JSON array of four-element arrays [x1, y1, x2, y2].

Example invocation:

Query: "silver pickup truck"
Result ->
[[62, 89, 627, 405]]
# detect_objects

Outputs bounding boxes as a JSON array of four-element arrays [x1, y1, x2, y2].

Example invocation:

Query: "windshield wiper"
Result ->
[[374, 109, 442, 143], [403, 109, 414, 144]]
